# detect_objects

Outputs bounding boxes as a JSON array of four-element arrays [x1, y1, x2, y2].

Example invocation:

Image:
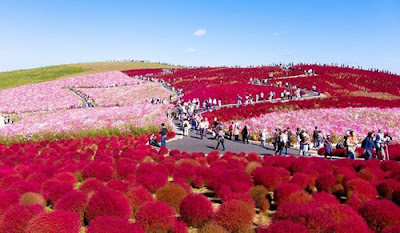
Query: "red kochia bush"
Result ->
[[54, 190, 88, 221], [180, 193, 214, 227], [257, 220, 308, 233], [273, 203, 336, 233], [214, 200, 255, 232], [311, 191, 340, 204], [382, 224, 400, 233], [344, 178, 377, 203], [126, 186, 154, 214], [376, 179, 400, 200], [42, 180, 74, 205], [137, 171, 168, 192], [253, 167, 290, 191], [155, 183, 188, 213], [85, 188, 132, 222], [290, 172, 316, 191], [0, 190, 20, 212], [334, 219, 373, 233], [172, 220, 189, 233], [359, 199, 400, 232], [0, 204, 44, 233], [87, 216, 144, 233], [315, 174, 337, 193], [25, 210, 81, 233], [274, 183, 302, 206], [135, 201, 176, 233], [78, 178, 105, 194]]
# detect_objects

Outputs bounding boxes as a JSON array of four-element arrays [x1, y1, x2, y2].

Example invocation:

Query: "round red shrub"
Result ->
[[359, 199, 400, 232], [106, 180, 129, 193], [78, 178, 105, 194], [198, 221, 228, 233], [0, 190, 20, 212], [344, 178, 377, 203], [137, 171, 168, 192], [42, 180, 74, 205], [213, 200, 255, 232], [54, 190, 88, 221], [290, 173, 316, 191], [85, 188, 132, 222], [257, 220, 308, 233], [274, 183, 302, 206], [135, 201, 176, 233], [82, 163, 114, 182], [311, 191, 339, 204], [393, 188, 400, 205], [172, 220, 188, 233], [0, 204, 44, 233], [25, 210, 81, 233], [376, 179, 400, 200], [210, 169, 253, 192], [53, 172, 77, 186], [334, 219, 372, 233], [253, 167, 290, 191], [316, 174, 337, 193], [155, 183, 188, 213], [180, 193, 214, 227], [126, 186, 154, 214], [87, 216, 144, 233], [273, 202, 336, 233], [19, 192, 46, 206]]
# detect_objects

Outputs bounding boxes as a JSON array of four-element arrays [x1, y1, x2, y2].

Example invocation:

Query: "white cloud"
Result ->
[[185, 48, 197, 53], [193, 29, 207, 36]]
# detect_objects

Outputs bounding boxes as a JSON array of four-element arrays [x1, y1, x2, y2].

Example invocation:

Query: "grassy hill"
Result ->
[[0, 61, 174, 90]]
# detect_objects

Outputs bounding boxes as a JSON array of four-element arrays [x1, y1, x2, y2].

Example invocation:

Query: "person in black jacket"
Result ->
[[242, 125, 249, 144], [362, 132, 375, 160]]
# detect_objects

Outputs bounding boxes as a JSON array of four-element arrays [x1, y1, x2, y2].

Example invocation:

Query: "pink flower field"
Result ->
[[0, 103, 172, 141], [0, 71, 137, 113], [240, 107, 400, 143], [76, 82, 172, 107]]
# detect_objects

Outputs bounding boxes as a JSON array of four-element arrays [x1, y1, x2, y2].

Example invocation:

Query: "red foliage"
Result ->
[[253, 166, 290, 191], [54, 190, 88, 221], [85, 188, 132, 222], [359, 199, 400, 232], [42, 180, 74, 205], [87, 216, 144, 233], [135, 201, 176, 233], [78, 178, 105, 194], [311, 191, 339, 204], [376, 179, 400, 200], [172, 220, 189, 233], [382, 224, 400, 233], [126, 186, 154, 213], [106, 180, 129, 193], [257, 220, 308, 233], [315, 174, 337, 193], [214, 200, 255, 232], [25, 210, 81, 233], [82, 163, 114, 182], [137, 171, 168, 192], [0, 204, 44, 233], [273, 203, 336, 233], [290, 172, 316, 191], [179, 193, 213, 227], [0, 190, 20, 213], [344, 178, 377, 203]]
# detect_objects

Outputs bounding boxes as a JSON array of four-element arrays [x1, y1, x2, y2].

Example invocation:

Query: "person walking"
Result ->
[[362, 132, 375, 160], [160, 123, 168, 147], [228, 121, 234, 140], [233, 123, 240, 141], [199, 120, 206, 140], [260, 129, 267, 148], [216, 129, 225, 151], [346, 131, 358, 160], [242, 125, 249, 144], [183, 118, 190, 136], [299, 130, 310, 156], [375, 129, 385, 160], [323, 133, 333, 159]]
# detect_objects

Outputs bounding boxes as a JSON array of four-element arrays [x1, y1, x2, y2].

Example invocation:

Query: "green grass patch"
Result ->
[[0, 62, 174, 90]]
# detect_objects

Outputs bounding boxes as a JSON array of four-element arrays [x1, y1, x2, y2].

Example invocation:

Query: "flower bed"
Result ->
[[76, 82, 172, 107], [235, 107, 400, 144], [0, 71, 137, 113], [0, 137, 399, 232], [0, 103, 172, 143]]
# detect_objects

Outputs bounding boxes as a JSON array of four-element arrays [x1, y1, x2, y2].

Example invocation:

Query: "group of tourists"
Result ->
[[0, 114, 14, 127], [68, 88, 96, 108]]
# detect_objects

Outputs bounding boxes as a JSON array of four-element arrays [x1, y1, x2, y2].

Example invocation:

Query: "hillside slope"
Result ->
[[0, 61, 174, 90]]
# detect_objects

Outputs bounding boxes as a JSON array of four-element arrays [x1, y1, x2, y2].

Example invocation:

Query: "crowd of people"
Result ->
[[68, 88, 96, 108], [0, 114, 14, 127]]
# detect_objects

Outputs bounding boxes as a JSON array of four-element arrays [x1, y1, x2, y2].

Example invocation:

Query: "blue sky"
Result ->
[[1, 0, 399, 73]]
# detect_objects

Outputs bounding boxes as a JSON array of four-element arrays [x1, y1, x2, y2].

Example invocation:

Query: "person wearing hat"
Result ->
[[323, 133, 333, 159]]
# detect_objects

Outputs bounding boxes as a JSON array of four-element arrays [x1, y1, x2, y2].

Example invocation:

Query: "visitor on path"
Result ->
[[282, 130, 289, 155], [286, 127, 292, 149], [260, 129, 267, 148], [316, 130, 323, 149], [299, 130, 310, 156], [233, 123, 240, 141], [296, 128, 301, 147], [183, 118, 190, 136], [375, 129, 385, 160], [228, 121, 234, 140], [160, 123, 168, 147], [242, 125, 249, 144], [324, 133, 333, 159], [383, 133, 393, 161], [312, 127, 319, 149], [346, 131, 358, 160], [362, 132, 375, 160], [216, 129, 225, 151], [199, 120, 206, 140]]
